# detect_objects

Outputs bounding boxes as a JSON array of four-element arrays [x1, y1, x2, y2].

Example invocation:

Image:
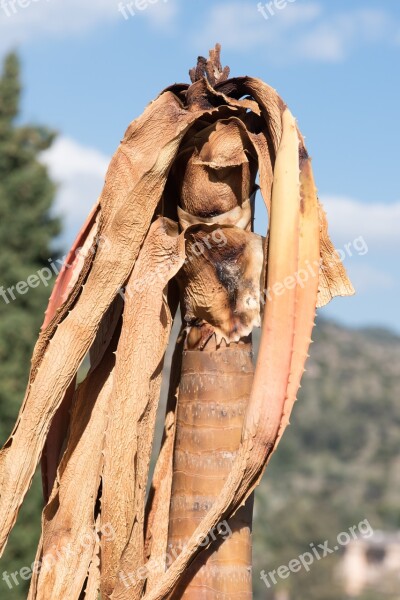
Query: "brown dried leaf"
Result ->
[[179, 225, 264, 344], [100, 218, 186, 599], [84, 515, 102, 599], [0, 90, 223, 555], [144, 331, 185, 594], [29, 342, 115, 600], [317, 203, 356, 307]]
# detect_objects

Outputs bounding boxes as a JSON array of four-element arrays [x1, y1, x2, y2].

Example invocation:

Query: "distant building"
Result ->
[[338, 531, 400, 597]]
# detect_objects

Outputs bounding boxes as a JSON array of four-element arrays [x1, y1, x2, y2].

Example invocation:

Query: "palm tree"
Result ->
[[0, 45, 353, 599]]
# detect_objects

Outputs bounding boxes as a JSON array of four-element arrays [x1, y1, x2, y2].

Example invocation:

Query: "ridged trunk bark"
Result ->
[[168, 338, 254, 599]]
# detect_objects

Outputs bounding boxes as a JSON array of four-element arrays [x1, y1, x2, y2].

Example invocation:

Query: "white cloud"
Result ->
[[192, 2, 400, 64], [40, 137, 110, 247], [345, 264, 395, 293], [296, 9, 398, 62], [142, 0, 177, 31], [0, 0, 176, 53], [320, 195, 400, 249], [192, 1, 321, 53]]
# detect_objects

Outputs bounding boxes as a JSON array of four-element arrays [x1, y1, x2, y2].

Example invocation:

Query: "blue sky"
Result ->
[[1, 0, 399, 332]]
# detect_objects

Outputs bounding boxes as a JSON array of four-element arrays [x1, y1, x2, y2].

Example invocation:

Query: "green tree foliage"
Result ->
[[0, 52, 60, 599]]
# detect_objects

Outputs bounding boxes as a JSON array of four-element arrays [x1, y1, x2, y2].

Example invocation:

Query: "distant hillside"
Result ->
[[252, 319, 400, 599]]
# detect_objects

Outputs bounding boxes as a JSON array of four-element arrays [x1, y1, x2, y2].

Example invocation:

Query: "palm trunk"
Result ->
[[165, 76, 262, 598], [168, 337, 254, 599]]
